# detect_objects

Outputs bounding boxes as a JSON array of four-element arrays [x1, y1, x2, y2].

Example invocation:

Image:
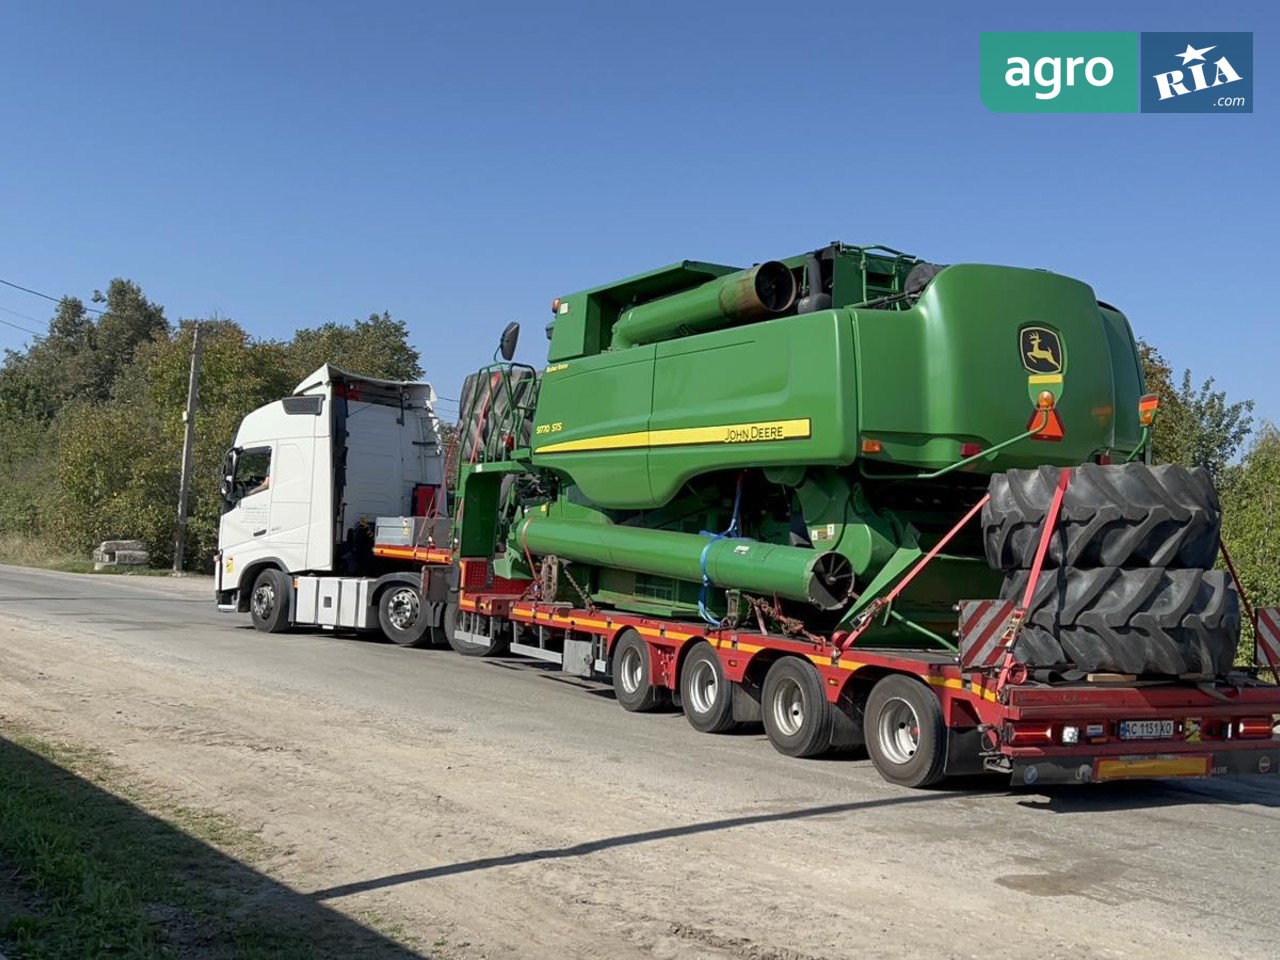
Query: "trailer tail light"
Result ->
[[1004, 723, 1055, 746], [1235, 717, 1274, 740], [960, 443, 983, 458]]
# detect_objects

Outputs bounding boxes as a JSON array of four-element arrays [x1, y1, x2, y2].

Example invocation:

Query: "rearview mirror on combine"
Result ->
[[499, 322, 520, 362]]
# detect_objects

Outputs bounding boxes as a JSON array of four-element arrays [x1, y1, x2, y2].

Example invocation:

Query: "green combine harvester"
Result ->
[[455, 241, 1235, 681]]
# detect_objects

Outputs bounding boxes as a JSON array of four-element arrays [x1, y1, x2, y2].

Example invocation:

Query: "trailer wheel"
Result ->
[[761, 658, 832, 758], [444, 602, 509, 657], [865, 675, 946, 788], [378, 584, 433, 648], [612, 630, 666, 713], [249, 568, 290, 634], [679, 642, 736, 734]]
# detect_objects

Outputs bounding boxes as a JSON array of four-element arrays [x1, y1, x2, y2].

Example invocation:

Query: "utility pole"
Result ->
[[172, 322, 203, 574]]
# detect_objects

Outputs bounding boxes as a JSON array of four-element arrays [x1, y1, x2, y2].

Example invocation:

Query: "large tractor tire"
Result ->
[[983, 463, 1221, 572], [1001, 568, 1239, 676]]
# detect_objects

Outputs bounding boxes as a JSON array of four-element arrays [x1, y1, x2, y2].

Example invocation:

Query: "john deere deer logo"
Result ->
[[1019, 326, 1064, 374]]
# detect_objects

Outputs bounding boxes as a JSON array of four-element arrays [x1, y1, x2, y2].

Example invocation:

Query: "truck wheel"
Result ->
[[679, 641, 736, 734], [443, 602, 509, 657], [865, 675, 946, 788], [378, 584, 433, 648], [249, 568, 290, 634], [612, 630, 666, 713], [761, 658, 832, 758]]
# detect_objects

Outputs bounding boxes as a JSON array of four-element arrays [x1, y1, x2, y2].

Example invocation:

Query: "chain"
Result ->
[[534, 555, 559, 601], [559, 559, 595, 610], [742, 594, 823, 643]]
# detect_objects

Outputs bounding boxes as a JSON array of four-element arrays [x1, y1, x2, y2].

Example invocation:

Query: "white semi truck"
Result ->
[[214, 364, 455, 646]]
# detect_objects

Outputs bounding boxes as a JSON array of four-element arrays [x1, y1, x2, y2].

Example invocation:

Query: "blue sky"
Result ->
[[1, 1, 1275, 426]]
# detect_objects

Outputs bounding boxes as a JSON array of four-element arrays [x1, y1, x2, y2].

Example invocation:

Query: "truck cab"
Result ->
[[215, 365, 453, 644]]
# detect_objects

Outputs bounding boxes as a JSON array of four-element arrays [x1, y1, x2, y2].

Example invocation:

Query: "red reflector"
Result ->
[[1236, 717, 1274, 739], [960, 443, 983, 457], [1095, 453, 1112, 465], [1028, 408, 1065, 441], [1005, 723, 1055, 746]]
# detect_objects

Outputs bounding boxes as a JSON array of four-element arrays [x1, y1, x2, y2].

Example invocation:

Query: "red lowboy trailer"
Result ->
[[448, 469, 1280, 789]]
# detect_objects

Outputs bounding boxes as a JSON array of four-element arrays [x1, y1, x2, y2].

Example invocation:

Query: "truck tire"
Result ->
[[761, 658, 832, 758], [249, 568, 291, 634], [612, 630, 667, 713], [983, 464, 1221, 571], [378, 584, 433, 648], [443, 602, 509, 657], [1002, 568, 1239, 676], [679, 641, 736, 734], [865, 675, 946, 788]]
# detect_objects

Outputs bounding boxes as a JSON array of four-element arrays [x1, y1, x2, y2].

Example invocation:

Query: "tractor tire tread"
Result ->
[[983, 463, 1221, 571]]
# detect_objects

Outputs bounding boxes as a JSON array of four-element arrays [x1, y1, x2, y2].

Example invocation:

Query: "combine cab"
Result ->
[[448, 242, 1280, 788]]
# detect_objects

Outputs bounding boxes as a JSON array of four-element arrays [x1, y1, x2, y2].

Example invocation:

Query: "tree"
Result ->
[[0, 281, 168, 421], [285, 312, 422, 384], [1137, 340, 1253, 481], [85, 279, 169, 395], [0, 298, 94, 419], [1219, 424, 1280, 662]]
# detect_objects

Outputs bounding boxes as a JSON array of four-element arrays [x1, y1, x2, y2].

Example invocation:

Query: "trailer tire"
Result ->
[[248, 568, 290, 634], [679, 642, 737, 734], [378, 584, 433, 648], [865, 675, 946, 788], [612, 630, 666, 713], [444, 602, 509, 657], [983, 463, 1221, 571], [1003, 567, 1239, 676], [761, 658, 832, 758]]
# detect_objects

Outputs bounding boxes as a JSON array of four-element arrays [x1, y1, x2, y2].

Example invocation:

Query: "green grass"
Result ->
[[0, 721, 424, 959], [0, 534, 173, 576]]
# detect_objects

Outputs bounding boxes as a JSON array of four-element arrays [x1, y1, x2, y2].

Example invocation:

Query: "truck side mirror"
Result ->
[[499, 322, 520, 362], [219, 449, 239, 506]]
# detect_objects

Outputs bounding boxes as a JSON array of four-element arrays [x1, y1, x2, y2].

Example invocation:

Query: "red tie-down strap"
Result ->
[[992, 467, 1071, 693]]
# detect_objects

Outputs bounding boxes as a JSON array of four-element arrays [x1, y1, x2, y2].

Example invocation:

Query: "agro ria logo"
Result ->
[[1152, 42, 1243, 101], [1139, 32, 1252, 112]]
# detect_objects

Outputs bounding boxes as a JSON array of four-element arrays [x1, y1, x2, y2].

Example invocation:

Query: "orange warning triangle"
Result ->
[[1028, 408, 1065, 441]]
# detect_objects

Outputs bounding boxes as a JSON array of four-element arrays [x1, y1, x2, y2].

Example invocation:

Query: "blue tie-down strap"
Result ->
[[697, 474, 747, 627], [698, 533, 725, 626]]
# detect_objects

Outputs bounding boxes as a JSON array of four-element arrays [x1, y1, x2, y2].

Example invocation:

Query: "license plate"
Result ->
[[1119, 719, 1175, 740]]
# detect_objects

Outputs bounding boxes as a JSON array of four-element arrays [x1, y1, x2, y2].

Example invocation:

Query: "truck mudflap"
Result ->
[[1010, 745, 1280, 786]]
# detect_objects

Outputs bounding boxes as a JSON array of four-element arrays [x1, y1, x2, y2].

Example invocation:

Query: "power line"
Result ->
[[0, 310, 43, 338], [0, 303, 43, 325], [0, 277, 105, 314]]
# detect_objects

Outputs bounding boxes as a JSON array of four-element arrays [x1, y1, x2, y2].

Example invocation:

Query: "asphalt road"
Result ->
[[2, 563, 1279, 959]]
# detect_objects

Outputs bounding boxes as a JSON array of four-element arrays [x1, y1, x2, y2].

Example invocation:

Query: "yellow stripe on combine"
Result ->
[[535, 418, 811, 455], [1026, 374, 1064, 385]]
